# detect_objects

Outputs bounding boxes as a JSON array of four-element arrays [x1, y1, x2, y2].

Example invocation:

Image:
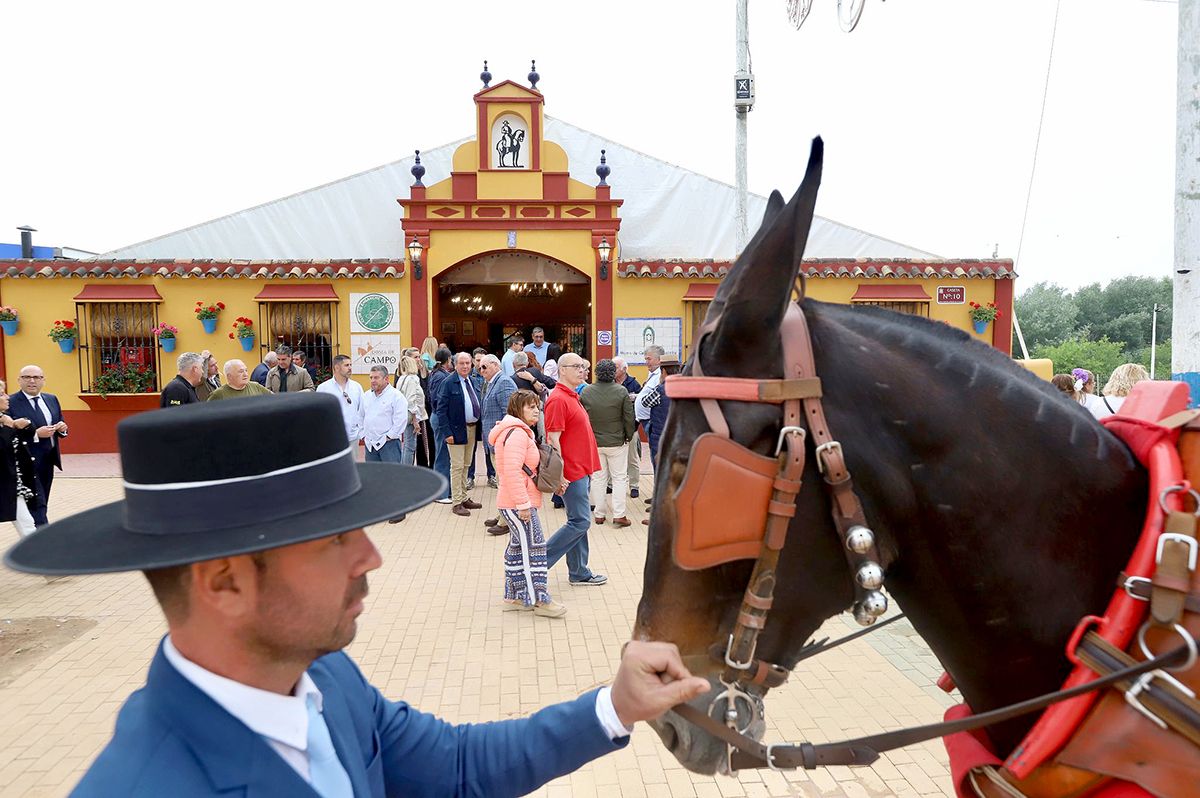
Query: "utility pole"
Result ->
[[1173, 0, 1200, 406], [734, 0, 753, 256], [1151, 303, 1160, 379]]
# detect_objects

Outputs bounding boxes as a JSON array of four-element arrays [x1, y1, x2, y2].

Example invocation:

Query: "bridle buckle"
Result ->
[[814, 440, 842, 474], [724, 633, 757, 670], [775, 425, 806, 457]]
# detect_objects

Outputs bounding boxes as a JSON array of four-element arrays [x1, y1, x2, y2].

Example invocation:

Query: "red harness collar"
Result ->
[[941, 381, 1193, 791]]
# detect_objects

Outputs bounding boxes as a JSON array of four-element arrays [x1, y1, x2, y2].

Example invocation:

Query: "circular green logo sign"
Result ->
[[355, 293, 394, 332]]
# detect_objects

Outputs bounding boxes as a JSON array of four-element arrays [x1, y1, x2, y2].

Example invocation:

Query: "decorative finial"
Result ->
[[528, 59, 540, 90], [595, 149, 610, 186], [480, 60, 492, 88], [411, 150, 426, 187]]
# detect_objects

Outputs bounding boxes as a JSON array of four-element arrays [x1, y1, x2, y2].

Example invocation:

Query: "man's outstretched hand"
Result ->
[[610, 641, 710, 729]]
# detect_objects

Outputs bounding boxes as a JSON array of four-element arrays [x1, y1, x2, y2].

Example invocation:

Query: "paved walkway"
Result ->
[[0, 456, 958, 797]]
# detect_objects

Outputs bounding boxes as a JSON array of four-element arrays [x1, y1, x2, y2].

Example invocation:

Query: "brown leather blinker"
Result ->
[[673, 433, 780, 570]]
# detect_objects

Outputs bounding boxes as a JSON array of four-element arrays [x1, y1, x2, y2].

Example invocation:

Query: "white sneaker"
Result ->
[[435, 497, 454, 505]]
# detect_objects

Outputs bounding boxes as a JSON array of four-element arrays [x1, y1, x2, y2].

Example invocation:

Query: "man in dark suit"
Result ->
[[4, 394, 708, 797], [438, 352, 483, 516], [8, 364, 68, 527]]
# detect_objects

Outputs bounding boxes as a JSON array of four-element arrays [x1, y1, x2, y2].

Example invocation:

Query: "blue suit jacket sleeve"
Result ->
[[331, 653, 626, 797]]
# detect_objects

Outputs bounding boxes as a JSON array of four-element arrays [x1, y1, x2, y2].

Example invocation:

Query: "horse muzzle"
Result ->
[[649, 676, 767, 775]]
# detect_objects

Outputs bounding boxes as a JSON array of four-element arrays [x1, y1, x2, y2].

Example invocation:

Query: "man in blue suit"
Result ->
[[4, 394, 709, 797], [8, 364, 68, 526], [438, 352, 483, 517], [477, 354, 517, 535]]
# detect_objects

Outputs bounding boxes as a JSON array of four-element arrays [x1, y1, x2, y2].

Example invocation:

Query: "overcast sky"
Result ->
[[0, 0, 1178, 290]]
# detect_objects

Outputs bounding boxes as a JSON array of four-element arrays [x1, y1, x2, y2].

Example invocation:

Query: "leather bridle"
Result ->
[[657, 298, 1192, 773]]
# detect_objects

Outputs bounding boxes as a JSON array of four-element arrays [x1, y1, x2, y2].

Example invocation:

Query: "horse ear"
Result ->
[[708, 137, 824, 356]]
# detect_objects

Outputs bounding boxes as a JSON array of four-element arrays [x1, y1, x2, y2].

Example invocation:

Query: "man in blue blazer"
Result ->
[[4, 394, 708, 797], [8, 364, 68, 526], [478, 354, 517, 535], [437, 352, 483, 516]]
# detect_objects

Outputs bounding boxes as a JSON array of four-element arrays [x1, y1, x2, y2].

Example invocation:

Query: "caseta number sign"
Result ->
[[936, 286, 965, 304], [351, 293, 400, 333]]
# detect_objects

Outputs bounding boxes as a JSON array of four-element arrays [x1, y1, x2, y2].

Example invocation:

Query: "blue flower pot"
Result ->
[[0, 320, 18, 335], [160, 337, 177, 353], [972, 320, 989, 335], [58, 338, 75, 354], [239, 335, 255, 352], [201, 317, 218, 334]]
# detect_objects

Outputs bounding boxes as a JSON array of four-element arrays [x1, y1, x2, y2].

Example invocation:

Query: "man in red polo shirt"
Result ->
[[543, 352, 607, 585]]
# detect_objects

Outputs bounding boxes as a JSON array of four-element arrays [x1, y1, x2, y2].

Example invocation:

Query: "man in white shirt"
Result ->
[[523, 326, 561, 370], [315, 354, 364, 443], [633, 345, 664, 429], [360, 364, 409, 524], [9, 364, 68, 527], [500, 335, 524, 378], [360, 365, 407, 463]]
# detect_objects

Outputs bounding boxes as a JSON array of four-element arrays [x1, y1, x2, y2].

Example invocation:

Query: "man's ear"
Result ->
[[190, 556, 259, 620]]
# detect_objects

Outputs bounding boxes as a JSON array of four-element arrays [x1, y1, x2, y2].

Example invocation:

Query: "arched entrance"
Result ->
[[433, 251, 591, 360]]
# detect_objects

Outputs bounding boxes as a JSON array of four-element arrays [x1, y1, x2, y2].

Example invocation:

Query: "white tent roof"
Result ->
[[98, 117, 937, 262]]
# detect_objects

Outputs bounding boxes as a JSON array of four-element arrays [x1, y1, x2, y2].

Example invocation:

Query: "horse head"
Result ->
[[633, 137, 1146, 775], [633, 138, 856, 772]]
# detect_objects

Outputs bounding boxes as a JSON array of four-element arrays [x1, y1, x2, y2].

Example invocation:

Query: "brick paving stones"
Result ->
[[0, 455, 956, 797]]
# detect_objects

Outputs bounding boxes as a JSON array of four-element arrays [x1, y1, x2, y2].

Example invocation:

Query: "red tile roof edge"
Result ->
[[0, 259, 407, 279]]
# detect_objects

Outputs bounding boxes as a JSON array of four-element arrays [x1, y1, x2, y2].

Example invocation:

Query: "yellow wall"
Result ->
[[613, 275, 1001, 383], [0, 277, 412, 410]]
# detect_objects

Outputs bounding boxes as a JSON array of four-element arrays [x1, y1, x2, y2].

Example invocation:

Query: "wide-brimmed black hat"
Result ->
[[4, 393, 446, 575]]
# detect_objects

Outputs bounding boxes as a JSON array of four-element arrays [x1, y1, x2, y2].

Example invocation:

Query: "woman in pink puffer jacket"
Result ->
[[488, 390, 566, 618]]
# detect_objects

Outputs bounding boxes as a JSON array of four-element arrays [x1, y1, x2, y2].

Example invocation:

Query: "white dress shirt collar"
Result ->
[[162, 635, 319, 753]]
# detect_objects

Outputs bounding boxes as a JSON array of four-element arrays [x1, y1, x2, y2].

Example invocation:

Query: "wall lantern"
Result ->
[[597, 236, 612, 281], [408, 237, 424, 281]]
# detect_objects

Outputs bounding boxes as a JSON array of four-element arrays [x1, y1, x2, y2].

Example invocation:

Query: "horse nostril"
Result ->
[[662, 723, 679, 751]]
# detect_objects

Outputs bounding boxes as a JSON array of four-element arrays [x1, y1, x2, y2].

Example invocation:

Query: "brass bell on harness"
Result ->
[[855, 562, 884, 591], [845, 525, 875, 555], [861, 590, 888, 617], [853, 603, 878, 626]]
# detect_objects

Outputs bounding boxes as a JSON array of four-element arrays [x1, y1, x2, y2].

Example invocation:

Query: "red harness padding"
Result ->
[[1004, 381, 1191, 777], [941, 381, 1191, 795]]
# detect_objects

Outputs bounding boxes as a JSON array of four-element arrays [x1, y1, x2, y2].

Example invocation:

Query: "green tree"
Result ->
[[1031, 336, 1127, 384], [1081, 276, 1171, 351], [1013, 282, 1078, 348]]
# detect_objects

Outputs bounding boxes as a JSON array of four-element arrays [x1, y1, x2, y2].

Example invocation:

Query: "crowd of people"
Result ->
[[144, 328, 678, 619], [1049, 362, 1151, 420]]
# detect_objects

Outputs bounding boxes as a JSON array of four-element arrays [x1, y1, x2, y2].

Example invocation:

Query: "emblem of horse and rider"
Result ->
[[495, 119, 526, 168]]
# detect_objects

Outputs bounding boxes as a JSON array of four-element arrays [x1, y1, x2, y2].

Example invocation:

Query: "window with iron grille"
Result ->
[[75, 303, 161, 394], [557, 322, 588, 361], [854, 301, 930, 317], [259, 302, 338, 384]]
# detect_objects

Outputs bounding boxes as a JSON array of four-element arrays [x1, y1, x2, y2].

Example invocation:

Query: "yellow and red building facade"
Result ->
[[0, 80, 1014, 452]]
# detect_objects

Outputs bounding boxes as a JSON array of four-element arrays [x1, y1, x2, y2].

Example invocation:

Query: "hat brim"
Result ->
[[4, 463, 447, 575]]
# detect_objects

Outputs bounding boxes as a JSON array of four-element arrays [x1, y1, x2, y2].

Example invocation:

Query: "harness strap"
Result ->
[[1151, 509, 1198, 626], [672, 640, 1191, 772], [663, 375, 823, 403], [1073, 632, 1200, 747], [1121, 573, 1200, 613]]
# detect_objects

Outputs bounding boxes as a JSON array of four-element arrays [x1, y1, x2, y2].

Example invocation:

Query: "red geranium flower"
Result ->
[[229, 332, 235, 339], [64, 321, 74, 328], [217, 302, 226, 310]]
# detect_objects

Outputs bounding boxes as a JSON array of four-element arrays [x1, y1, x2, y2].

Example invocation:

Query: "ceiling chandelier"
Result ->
[[509, 282, 564, 299], [449, 294, 493, 316]]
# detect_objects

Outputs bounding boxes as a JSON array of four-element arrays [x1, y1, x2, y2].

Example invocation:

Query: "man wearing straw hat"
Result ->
[[5, 394, 706, 797]]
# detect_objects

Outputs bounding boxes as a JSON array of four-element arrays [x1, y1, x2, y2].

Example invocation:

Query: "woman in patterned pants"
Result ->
[[489, 390, 566, 618]]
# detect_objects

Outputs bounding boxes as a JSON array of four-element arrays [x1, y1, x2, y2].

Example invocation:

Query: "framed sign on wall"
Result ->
[[615, 317, 682, 366]]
